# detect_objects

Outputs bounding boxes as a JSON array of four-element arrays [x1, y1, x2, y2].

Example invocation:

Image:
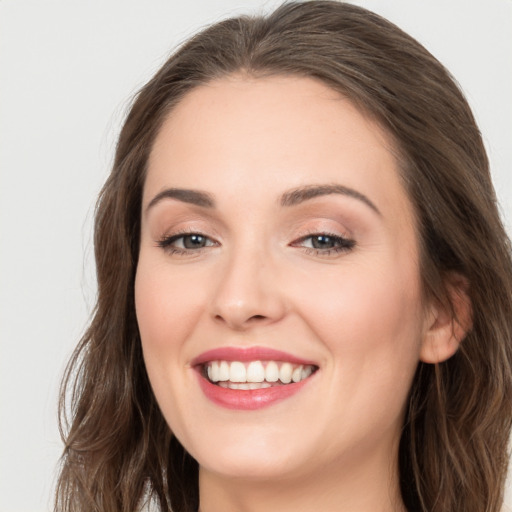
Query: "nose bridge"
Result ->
[[210, 236, 285, 329]]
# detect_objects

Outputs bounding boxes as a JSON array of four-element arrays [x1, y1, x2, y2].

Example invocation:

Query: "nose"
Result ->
[[209, 247, 287, 331]]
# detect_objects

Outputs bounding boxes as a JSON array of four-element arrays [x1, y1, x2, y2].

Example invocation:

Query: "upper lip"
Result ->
[[191, 346, 318, 367]]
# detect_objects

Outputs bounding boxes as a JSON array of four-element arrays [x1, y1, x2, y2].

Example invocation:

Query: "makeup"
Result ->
[[136, 75, 426, 486], [192, 346, 318, 410]]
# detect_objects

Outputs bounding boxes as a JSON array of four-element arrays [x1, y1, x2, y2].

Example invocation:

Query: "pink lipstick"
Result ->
[[191, 346, 317, 366], [192, 346, 318, 410]]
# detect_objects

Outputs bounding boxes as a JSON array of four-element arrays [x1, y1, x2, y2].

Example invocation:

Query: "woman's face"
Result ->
[[135, 75, 431, 484]]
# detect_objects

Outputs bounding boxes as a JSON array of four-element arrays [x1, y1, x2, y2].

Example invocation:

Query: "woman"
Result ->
[[55, 2, 512, 511]]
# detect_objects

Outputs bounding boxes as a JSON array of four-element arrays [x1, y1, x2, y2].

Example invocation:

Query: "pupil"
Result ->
[[184, 234, 205, 249], [312, 235, 334, 249]]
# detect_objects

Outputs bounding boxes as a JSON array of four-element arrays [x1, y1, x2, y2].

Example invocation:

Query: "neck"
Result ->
[[198, 446, 407, 512]]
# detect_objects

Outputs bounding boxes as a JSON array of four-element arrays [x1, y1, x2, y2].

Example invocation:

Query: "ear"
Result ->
[[420, 274, 472, 364]]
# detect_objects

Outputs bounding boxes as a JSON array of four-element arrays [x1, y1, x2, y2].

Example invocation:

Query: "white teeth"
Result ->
[[249, 382, 271, 389], [208, 361, 219, 382], [230, 361, 246, 382], [292, 366, 303, 383], [204, 359, 316, 386], [218, 361, 230, 381], [247, 361, 265, 382], [218, 381, 272, 390], [265, 361, 279, 382], [279, 362, 293, 383], [301, 366, 312, 380]]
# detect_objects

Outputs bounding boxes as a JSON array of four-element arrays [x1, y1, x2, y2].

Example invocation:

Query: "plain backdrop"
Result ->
[[1, 1, 511, 511]]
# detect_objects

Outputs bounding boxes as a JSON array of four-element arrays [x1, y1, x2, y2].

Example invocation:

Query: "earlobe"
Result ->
[[420, 274, 472, 364]]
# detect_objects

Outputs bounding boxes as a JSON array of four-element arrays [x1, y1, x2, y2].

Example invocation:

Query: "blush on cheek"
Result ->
[[136, 264, 187, 331], [301, 267, 422, 359]]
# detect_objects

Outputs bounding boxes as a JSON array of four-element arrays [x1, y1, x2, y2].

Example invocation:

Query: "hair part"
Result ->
[[55, 2, 512, 511]]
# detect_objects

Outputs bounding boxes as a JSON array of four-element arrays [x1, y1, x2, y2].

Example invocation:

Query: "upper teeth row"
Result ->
[[206, 360, 314, 384]]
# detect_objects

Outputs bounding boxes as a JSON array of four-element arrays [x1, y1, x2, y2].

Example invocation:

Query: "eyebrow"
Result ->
[[281, 184, 381, 215], [146, 188, 215, 212], [145, 183, 380, 215]]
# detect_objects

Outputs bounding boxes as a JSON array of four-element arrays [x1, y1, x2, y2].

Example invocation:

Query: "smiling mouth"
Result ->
[[202, 360, 318, 390]]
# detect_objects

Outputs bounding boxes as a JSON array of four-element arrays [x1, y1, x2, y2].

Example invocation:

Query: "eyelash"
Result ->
[[156, 231, 355, 257], [291, 231, 356, 256], [156, 230, 218, 256]]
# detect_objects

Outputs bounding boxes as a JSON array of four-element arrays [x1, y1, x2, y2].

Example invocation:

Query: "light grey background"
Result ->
[[1, 1, 511, 511]]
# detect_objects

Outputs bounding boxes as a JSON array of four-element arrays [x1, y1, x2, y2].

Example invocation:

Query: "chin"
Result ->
[[197, 450, 307, 482], [181, 423, 313, 481]]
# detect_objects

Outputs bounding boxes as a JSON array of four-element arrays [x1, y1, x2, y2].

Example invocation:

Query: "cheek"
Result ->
[[297, 259, 422, 341], [307, 274, 422, 440], [292, 259, 424, 399], [134, 260, 208, 434], [135, 261, 201, 345], [134, 259, 209, 397]]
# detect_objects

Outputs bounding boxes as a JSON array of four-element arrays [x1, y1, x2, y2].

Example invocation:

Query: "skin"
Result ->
[[135, 75, 459, 512]]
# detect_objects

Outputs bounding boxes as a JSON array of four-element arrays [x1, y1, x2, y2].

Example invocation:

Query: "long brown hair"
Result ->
[[55, 2, 512, 511]]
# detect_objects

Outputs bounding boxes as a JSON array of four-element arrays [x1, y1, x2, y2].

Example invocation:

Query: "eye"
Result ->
[[292, 232, 355, 255], [157, 232, 218, 254]]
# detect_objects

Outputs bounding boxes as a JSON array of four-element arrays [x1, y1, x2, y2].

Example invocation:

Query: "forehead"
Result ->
[[145, 74, 413, 227], [150, 74, 395, 164]]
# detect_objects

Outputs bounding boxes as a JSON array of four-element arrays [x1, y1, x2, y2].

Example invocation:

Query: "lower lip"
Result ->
[[196, 373, 313, 410]]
